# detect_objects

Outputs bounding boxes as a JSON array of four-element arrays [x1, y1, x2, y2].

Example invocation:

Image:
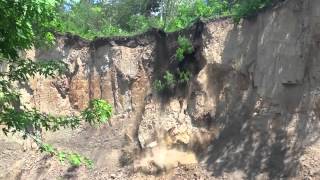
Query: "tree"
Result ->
[[103, 0, 151, 29], [58, 0, 110, 38], [0, 0, 112, 167]]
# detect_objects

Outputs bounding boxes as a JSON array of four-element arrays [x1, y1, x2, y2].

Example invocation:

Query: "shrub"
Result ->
[[232, 0, 274, 23], [149, 17, 165, 29], [163, 71, 176, 87], [176, 48, 185, 62], [178, 36, 193, 53], [100, 24, 128, 37], [82, 99, 113, 125], [153, 80, 166, 91], [178, 70, 192, 83], [208, 0, 231, 16], [176, 36, 193, 62], [164, 0, 229, 32], [153, 71, 177, 92], [153, 69, 193, 92], [194, 0, 214, 17], [165, 3, 195, 32], [154, 36, 194, 92], [127, 15, 150, 32]]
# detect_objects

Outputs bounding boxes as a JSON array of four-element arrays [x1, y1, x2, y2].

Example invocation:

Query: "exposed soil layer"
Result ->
[[1, 0, 320, 179]]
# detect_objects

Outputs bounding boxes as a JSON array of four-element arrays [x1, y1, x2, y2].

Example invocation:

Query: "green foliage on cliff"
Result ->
[[163, 71, 176, 87], [153, 36, 193, 92], [153, 69, 192, 92], [0, 0, 113, 168], [178, 70, 192, 83], [55, 0, 279, 39], [176, 36, 193, 62], [153, 71, 177, 91], [57, 0, 229, 38]]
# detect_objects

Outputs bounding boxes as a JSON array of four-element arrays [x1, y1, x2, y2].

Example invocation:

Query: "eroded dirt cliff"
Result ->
[[1, 0, 320, 179]]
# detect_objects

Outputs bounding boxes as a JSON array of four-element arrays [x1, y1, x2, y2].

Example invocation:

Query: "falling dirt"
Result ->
[[134, 145, 198, 174]]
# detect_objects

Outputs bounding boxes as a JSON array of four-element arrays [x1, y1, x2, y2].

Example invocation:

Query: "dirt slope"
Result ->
[[1, 0, 320, 179]]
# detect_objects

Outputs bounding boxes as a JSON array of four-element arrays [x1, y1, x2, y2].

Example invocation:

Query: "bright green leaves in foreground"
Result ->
[[0, 0, 59, 59], [0, 0, 114, 169], [38, 99, 112, 168], [0, 57, 113, 167], [40, 143, 93, 168], [4, 58, 68, 81], [1, 98, 112, 135], [82, 99, 113, 126]]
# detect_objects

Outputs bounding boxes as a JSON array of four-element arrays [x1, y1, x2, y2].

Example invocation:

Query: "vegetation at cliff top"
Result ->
[[57, 0, 280, 39]]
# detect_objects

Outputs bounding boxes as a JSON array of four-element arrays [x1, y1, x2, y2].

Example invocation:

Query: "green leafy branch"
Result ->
[[0, 57, 112, 168], [40, 143, 93, 168], [0, 97, 112, 168], [1, 58, 68, 81], [1, 98, 112, 134], [26, 133, 94, 168], [0, 0, 114, 169], [82, 99, 113, 126]]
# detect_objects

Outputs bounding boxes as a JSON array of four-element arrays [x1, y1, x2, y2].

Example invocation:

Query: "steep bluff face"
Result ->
[[1, 0, 320, 179]]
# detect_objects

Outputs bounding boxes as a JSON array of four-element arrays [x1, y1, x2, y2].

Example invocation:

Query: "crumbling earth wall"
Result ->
[[1, 0, 320, 179]]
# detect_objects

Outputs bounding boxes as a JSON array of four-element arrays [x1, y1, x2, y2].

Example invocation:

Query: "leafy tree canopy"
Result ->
[[0, 0, 59, 59], [56, 0, 278, 39]]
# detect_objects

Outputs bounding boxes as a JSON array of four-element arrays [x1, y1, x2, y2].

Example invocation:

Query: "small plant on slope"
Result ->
[[163, 71, 176, 87], [153, 71, 177, 92], [178, 70, 192, 83], [39, 143, 94, 168], [153, 79, 166, 92], [176, 36, 193, 62]]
